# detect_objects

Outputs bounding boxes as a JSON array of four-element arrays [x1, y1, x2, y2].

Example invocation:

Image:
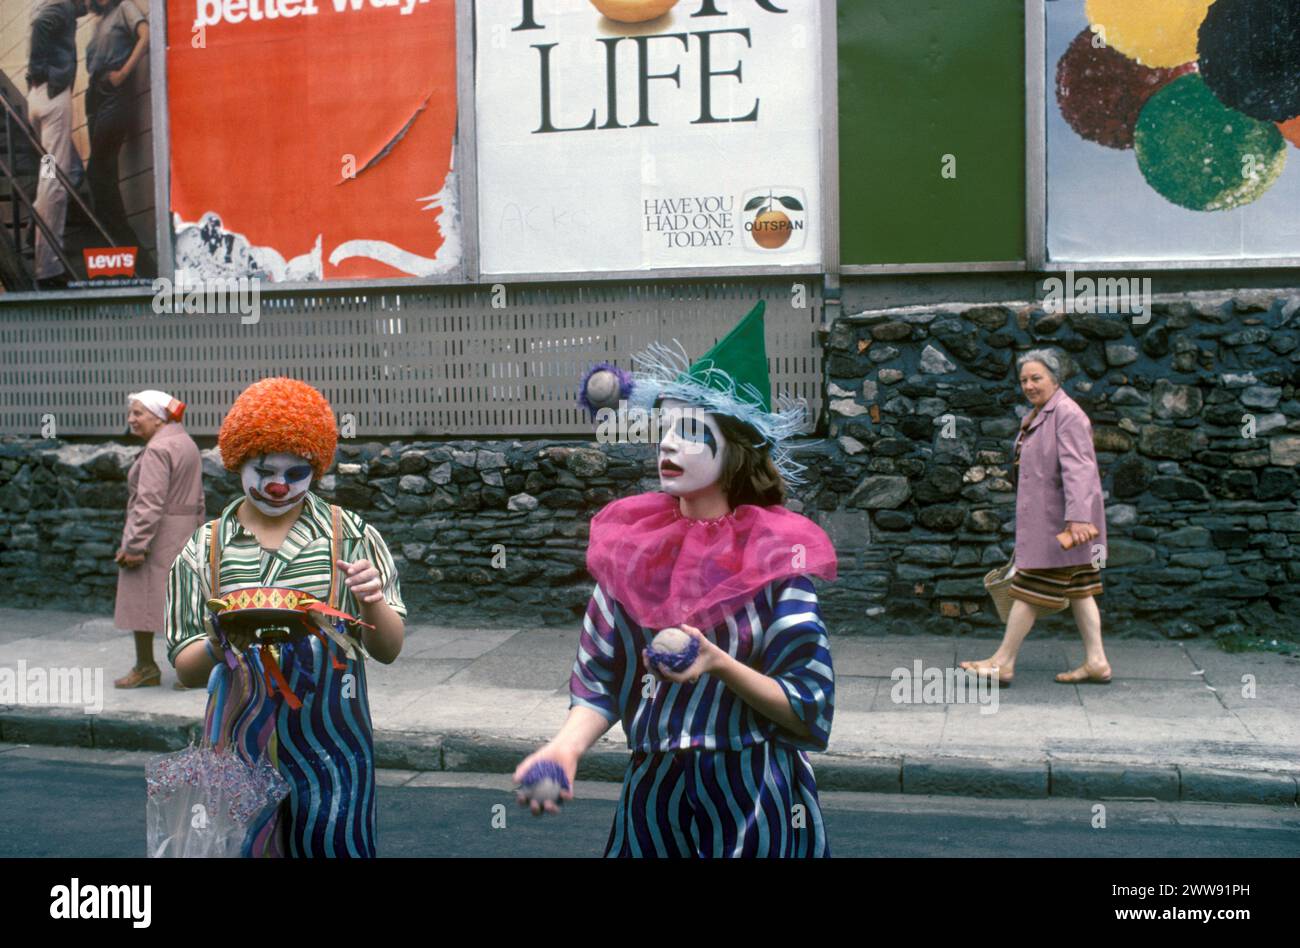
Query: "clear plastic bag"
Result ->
[[145, 744, 289, 858]]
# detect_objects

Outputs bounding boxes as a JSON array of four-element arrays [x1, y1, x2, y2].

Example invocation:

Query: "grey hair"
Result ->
[[1017, 348, 1063, 383]]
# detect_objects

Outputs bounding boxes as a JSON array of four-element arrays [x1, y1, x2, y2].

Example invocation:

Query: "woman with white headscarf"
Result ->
[[114, 390, 204, 688]]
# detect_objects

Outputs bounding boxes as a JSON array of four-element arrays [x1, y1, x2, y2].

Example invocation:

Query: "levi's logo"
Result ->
[[84, 247, 137, 278]]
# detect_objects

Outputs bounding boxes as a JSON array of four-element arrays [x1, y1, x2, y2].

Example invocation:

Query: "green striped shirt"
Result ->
[[165, 491, 406, 664]]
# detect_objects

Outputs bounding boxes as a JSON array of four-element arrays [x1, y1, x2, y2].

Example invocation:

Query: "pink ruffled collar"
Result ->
[[586, 492, 837, 631]]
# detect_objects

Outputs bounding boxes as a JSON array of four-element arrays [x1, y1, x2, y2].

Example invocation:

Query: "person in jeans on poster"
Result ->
[[25, 0, 89, 288], [85, 0, 149, 250]]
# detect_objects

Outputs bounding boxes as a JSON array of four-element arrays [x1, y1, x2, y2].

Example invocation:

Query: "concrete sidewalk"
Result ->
[[1, 608, 1297, 806]]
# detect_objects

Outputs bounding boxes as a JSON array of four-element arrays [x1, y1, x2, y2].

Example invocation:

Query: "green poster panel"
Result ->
[[838, 0, 1026, 266]]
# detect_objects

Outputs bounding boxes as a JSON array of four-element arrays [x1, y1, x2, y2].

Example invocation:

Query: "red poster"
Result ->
[[166, 0, 459, 282]]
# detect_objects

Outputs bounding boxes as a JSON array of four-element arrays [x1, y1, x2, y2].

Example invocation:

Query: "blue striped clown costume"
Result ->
[[570, 300, 839, 858], [573, 549, 835, 857], [166, 494, 405, 857], [165, 378, 406, 858]]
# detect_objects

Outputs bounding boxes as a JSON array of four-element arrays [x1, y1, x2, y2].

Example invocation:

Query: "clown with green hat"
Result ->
[[579, 299, 809, 485], [517, 301, 840, 858]]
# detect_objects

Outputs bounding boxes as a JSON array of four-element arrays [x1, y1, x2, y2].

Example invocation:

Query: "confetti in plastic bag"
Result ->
[[145, 744, 288, 858]]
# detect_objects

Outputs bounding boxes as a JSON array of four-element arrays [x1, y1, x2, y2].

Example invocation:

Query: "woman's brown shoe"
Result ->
[[1055, 662, 1112, 684], [114, 665, 161, 689]]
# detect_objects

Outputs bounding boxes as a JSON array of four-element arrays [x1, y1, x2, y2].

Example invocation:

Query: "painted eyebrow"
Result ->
[[676, 415, 718, 455]]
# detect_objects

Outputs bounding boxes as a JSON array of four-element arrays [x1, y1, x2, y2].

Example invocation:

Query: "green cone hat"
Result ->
[[681, 300, 771, 413], [625, 299, 808, 485]]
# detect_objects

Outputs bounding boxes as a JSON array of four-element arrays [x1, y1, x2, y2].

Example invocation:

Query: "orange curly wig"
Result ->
[[218, 378, 337, 479]]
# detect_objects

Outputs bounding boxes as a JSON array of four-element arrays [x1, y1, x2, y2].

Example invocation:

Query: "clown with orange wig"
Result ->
[[164, 378, 406, 858]]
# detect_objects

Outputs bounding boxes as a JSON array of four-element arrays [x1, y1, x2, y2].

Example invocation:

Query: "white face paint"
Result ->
[[240, 452, 314, 517], [657, 399, 727, 497]]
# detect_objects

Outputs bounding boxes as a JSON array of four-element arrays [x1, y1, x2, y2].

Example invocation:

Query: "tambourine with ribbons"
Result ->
[[206, 585, 373, 710]]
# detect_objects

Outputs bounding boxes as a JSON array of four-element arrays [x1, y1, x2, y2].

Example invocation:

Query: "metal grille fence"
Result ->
[[0, 280, 823, 436]]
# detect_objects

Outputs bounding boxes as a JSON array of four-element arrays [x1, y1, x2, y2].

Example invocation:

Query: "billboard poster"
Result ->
[[165, 0, 460, 285], [838, 0, 1025, 267], [0, 0, 158, 292], [475, 0, 822, 275], [1046, 0, 1300, 263]]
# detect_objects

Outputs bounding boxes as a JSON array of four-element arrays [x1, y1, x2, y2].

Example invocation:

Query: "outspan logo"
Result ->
[[740, 188, 808, 252], [84, 247, 138, 279]]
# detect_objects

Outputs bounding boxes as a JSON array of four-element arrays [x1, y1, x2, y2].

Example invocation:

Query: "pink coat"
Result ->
[[1012, 388, 1107, 570], [114, 422, 206, 632]]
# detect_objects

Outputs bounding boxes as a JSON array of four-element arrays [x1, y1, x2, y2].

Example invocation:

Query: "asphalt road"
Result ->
[[3, 744, 1298, 858]]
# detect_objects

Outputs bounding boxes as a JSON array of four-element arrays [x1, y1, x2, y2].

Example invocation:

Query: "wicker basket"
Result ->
[[983, 553, 1069, 621], [983, 555, 1018, 623]]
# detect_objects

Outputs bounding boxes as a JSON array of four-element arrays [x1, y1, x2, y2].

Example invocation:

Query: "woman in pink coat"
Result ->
[[961, 349, 1113, 686], [113, 390, 205, 688]]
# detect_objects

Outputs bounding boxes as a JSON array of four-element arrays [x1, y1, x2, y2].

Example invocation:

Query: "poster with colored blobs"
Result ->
[[1046, 0, 1300, 262]]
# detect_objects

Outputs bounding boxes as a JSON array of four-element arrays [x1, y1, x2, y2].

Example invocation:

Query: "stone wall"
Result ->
[[1, 290, 1297, 637], [0, 436, 657, 626]]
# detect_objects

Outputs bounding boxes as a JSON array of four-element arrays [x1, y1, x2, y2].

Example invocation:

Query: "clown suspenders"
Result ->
[[205, 504, 343, 608], [204, 505, 346, 709]]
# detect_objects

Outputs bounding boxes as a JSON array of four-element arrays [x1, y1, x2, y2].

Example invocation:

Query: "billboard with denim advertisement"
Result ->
[[0, 0, 158, 292]]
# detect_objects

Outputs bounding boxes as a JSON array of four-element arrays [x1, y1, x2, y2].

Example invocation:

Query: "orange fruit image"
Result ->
[[590, 0, 678, 24], [751, 209, 792, 249], [1280, 115, 1300, 149]]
